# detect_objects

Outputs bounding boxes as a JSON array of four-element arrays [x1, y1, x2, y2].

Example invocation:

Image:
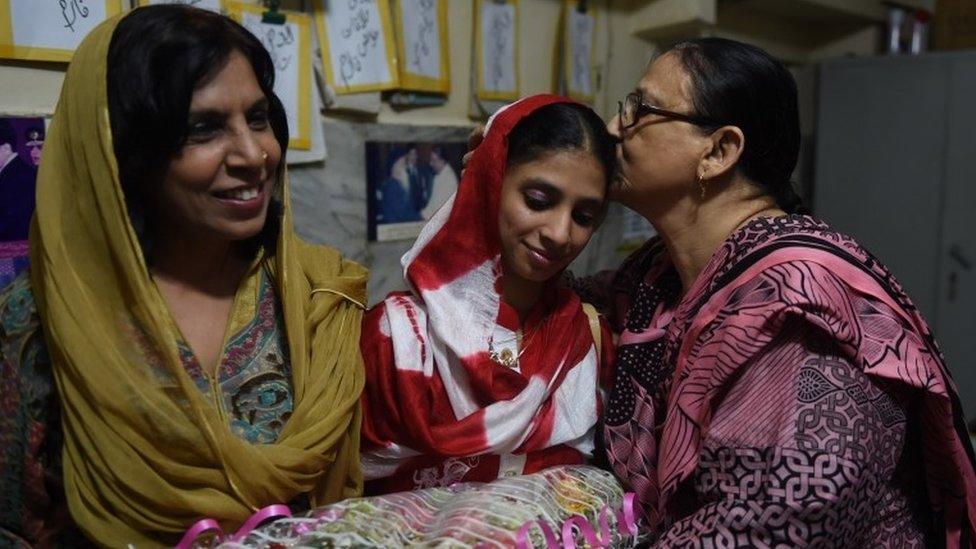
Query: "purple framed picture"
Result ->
[[0, 116, 44, 243]]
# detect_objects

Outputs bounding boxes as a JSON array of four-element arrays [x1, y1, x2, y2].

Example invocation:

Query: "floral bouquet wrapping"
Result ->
[[216, 465, 646, 548]]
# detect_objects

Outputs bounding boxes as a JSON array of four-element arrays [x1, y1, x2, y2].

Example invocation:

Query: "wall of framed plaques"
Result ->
[[0, 0, 656, 292], [0, 1, 643, 123]]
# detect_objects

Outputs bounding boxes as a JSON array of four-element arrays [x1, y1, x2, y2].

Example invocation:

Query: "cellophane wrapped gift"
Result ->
[[218, 465, 647, 548]]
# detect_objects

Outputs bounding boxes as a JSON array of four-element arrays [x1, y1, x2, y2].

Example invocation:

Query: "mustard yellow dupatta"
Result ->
[[28, 15, 366, 547]]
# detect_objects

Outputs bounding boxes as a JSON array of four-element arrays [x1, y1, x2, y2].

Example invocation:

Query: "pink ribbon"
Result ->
[[515, 492, 640, 549], [175, 504, 292, 549]]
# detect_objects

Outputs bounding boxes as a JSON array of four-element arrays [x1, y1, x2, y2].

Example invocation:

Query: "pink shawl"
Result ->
[[604, 215, 976, 545]]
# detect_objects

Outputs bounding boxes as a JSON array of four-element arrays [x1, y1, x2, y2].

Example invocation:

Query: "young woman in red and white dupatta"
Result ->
[[360, 95, 618, 494]]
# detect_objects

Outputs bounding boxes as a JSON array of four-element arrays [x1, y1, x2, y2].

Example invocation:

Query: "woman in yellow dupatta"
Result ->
[[1, 5, 365, 546]]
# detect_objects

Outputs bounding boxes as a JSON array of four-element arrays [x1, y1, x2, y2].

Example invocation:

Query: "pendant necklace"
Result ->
[[488, 327, 537, 369]]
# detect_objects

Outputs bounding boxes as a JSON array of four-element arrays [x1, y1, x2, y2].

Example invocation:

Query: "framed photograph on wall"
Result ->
[[366, 140, 464, 242], [0, 116, 44, 245]]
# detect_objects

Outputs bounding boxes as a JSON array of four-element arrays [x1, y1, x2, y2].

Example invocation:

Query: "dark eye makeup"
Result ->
[[572, 210, 598, 227], [186, 114, 222, 142], [185, 98, 271, 143], [523, 188, 550, 210], [246, 100, 271, 130], [519, 178, 603, 227]]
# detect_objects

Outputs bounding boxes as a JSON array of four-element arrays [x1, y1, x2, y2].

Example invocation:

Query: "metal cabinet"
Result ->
[[815, 51, 976, 418]]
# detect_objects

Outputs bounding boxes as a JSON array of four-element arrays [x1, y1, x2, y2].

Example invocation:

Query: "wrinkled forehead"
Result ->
[[636, 51, 694, 111]]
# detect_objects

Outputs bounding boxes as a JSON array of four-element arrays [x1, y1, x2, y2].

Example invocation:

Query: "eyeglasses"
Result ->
[[617, 92, 722, 131]]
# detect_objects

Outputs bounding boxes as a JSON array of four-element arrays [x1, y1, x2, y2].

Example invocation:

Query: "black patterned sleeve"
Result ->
[[655, 320, 932, 547]]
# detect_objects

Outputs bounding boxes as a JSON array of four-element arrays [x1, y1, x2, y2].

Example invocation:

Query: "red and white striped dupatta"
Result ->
[[360, 95, 612, 494]]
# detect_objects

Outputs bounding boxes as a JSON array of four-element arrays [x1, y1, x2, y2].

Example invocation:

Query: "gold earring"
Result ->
[[698, 173, 707, 198], [261, 151, 268, 160]]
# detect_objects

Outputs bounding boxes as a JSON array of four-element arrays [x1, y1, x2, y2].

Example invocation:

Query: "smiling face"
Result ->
[[498, 149, 606, 285], [148, 50, 282, 245], [607, 52, 709, 214]]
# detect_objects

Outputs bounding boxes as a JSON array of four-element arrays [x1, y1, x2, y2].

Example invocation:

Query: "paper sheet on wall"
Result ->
[[288, 61, 328, 164], [0, 1, 124, 62], [286, 29, 328, 164], [565, 2, 596, 102], [315, 0, 399, 94], [474, 0, 518, 101], [138, 0, 223, 12], [394, 0, 449, 93], [228, 2, 313, 150]]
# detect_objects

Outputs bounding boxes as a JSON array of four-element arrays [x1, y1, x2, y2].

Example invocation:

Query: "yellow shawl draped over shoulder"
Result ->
[[28, 14, 367, 547]]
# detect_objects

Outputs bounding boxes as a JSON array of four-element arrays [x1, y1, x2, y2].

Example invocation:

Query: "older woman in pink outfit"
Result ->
[[558, 38, 976, 547]]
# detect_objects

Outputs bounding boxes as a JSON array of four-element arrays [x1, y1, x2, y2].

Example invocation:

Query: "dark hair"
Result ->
[[0, 119, 15, 148], [106, 5, 288, 252], [668, 38, 807, 214], [506, 102, 617, 195]]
